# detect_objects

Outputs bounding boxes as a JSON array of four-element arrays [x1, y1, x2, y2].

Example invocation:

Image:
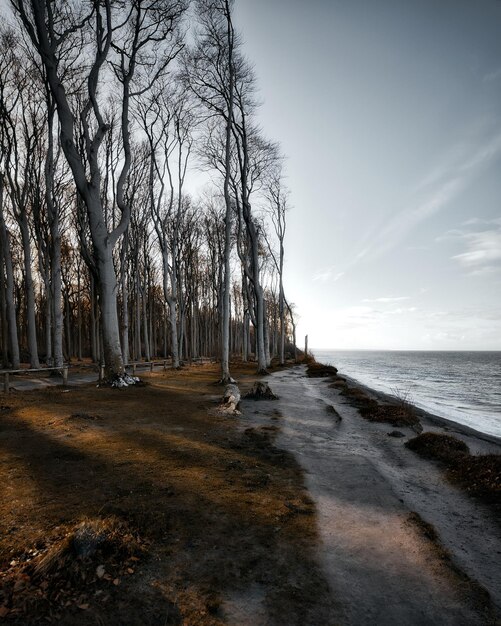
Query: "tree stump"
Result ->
[[244, 381, 278, 400]]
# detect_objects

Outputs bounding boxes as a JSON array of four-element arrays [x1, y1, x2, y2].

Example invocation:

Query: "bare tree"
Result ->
[[0, 32, 44, 368], [11, 0, 187, 380], [187, 0, 236, 383], [264, 172, 289, 365]]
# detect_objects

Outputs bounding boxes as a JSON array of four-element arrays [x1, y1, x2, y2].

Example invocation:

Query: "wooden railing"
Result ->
[[1, 366, 69, 393], [1, 356, 216, 393]]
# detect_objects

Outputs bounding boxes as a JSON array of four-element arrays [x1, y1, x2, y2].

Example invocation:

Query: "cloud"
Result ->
[[313, 270, 332, 282], [435, 228, 466, 242], [483, 67, 501, 82], [350, 126, 501, 265], [439, 218, 501, 275], [387, 306, 417, 315], [312, 268, 344, 282], [362, 296, 410, 303], [452, 229, 501, 267]]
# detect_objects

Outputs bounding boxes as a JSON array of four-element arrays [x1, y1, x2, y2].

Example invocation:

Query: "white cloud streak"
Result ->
[[312, 268, 345, 282], [362, 296, 410, 303], [350, 127, 501, 265], [452, 229, 501, 269], [438, 217, 501, 275]]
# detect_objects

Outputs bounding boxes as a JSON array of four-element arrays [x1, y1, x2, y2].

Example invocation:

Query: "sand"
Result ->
[[238, 365, 501, 625]]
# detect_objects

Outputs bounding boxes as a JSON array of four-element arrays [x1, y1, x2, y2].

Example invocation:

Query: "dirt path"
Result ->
[[1, 363, 499, 624], [240, 366, 501, 625]]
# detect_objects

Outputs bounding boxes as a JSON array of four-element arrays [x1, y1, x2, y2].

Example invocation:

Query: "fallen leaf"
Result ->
[[77, 603, 89, 610], [96, 565, 105, 579], [113, 578, 120, 586], [126, 568, 134, 574], [0, 606, 10, 618]]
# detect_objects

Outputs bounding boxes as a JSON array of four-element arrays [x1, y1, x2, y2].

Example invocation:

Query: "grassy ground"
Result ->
[[0, 362, 333, 625]]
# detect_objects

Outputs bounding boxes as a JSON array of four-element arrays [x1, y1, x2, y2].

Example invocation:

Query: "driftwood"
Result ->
[[214, 383, 241, 416], [244, 381, 278, 400]]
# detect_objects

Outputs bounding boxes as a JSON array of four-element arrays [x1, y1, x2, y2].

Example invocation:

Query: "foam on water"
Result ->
[[314, 350, 501, 439]]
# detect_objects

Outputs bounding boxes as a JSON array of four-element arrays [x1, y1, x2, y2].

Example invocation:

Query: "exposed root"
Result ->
[[111, 373, 141, 388]]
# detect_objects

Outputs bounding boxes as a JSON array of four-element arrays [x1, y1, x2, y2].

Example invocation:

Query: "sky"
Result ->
[[2, 0, 500, 351], [231, 0, 501, 351]]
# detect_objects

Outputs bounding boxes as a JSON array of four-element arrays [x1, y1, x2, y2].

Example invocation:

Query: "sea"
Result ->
[[313, 349, 501, 440]]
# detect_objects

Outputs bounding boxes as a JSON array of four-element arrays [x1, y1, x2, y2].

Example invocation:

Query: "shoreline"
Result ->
[[337, 371, 501, 451], [313, 349, 501, 443], [248, 365, 501, 621]]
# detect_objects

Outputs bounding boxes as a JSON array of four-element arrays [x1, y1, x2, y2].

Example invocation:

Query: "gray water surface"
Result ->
[[314, 350, 501, 438]]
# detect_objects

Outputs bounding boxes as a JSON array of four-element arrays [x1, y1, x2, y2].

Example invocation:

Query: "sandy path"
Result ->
[[240, 366, 501, 625]]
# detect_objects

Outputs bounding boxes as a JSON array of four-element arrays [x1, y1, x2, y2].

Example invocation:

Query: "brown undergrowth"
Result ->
[[308, 361, 421, 430], [0, 362, 334, 625], [406, 433, 501, 514], [306, 362, 338, 378]]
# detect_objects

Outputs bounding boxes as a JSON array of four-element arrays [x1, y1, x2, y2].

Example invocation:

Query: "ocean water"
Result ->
[[313, 349, 501, 439]]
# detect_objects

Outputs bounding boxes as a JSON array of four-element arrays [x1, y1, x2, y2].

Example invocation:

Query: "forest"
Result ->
[[0, 0, 296, 384]]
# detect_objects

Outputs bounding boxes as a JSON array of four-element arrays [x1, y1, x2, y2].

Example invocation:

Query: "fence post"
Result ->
[[3, 373, 9, 394], [99, 365, 105, 382], [132, 363, 136, 376], [62, 366, 68, 386], [163, 360, 167, 371], [150, 362, 154, 372]]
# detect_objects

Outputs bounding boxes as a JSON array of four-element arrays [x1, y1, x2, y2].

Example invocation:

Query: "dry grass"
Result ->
[[335, 380, 422, 430], [406, 433, 501, 514], [448, 455, 501, 506], [359, 402, 421, 429], [405, 432, 469, 463], [0, 362, 334, 625], [306, 362, 338, 378]]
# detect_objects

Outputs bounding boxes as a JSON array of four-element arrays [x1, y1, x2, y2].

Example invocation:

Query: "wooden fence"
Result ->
[[0, 357, 216, 393]]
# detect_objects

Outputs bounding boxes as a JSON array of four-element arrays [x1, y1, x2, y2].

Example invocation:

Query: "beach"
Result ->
[[238, 363, 501, 624], [1, 361, 500, 624]]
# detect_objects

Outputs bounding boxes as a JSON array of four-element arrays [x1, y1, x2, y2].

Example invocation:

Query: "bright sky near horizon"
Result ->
[[2, 0, 500, 351], [233, 0, 501, 351]]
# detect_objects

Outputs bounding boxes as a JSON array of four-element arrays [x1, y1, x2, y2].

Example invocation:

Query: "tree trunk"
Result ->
[[263, 298, 271, 368], [121, 265, 129, 366], [142, 283, 151, 362], [44, 278, 52, 364], [50, 227, 64, 368], [77, 266, 82, 360], [135, 276, 142, 361], [162, 252, 180, 369], [90, 275, 98, 363], [19, 217, 40, 368], [97, 253, 124, 378], [0, 201, 20, 368]]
